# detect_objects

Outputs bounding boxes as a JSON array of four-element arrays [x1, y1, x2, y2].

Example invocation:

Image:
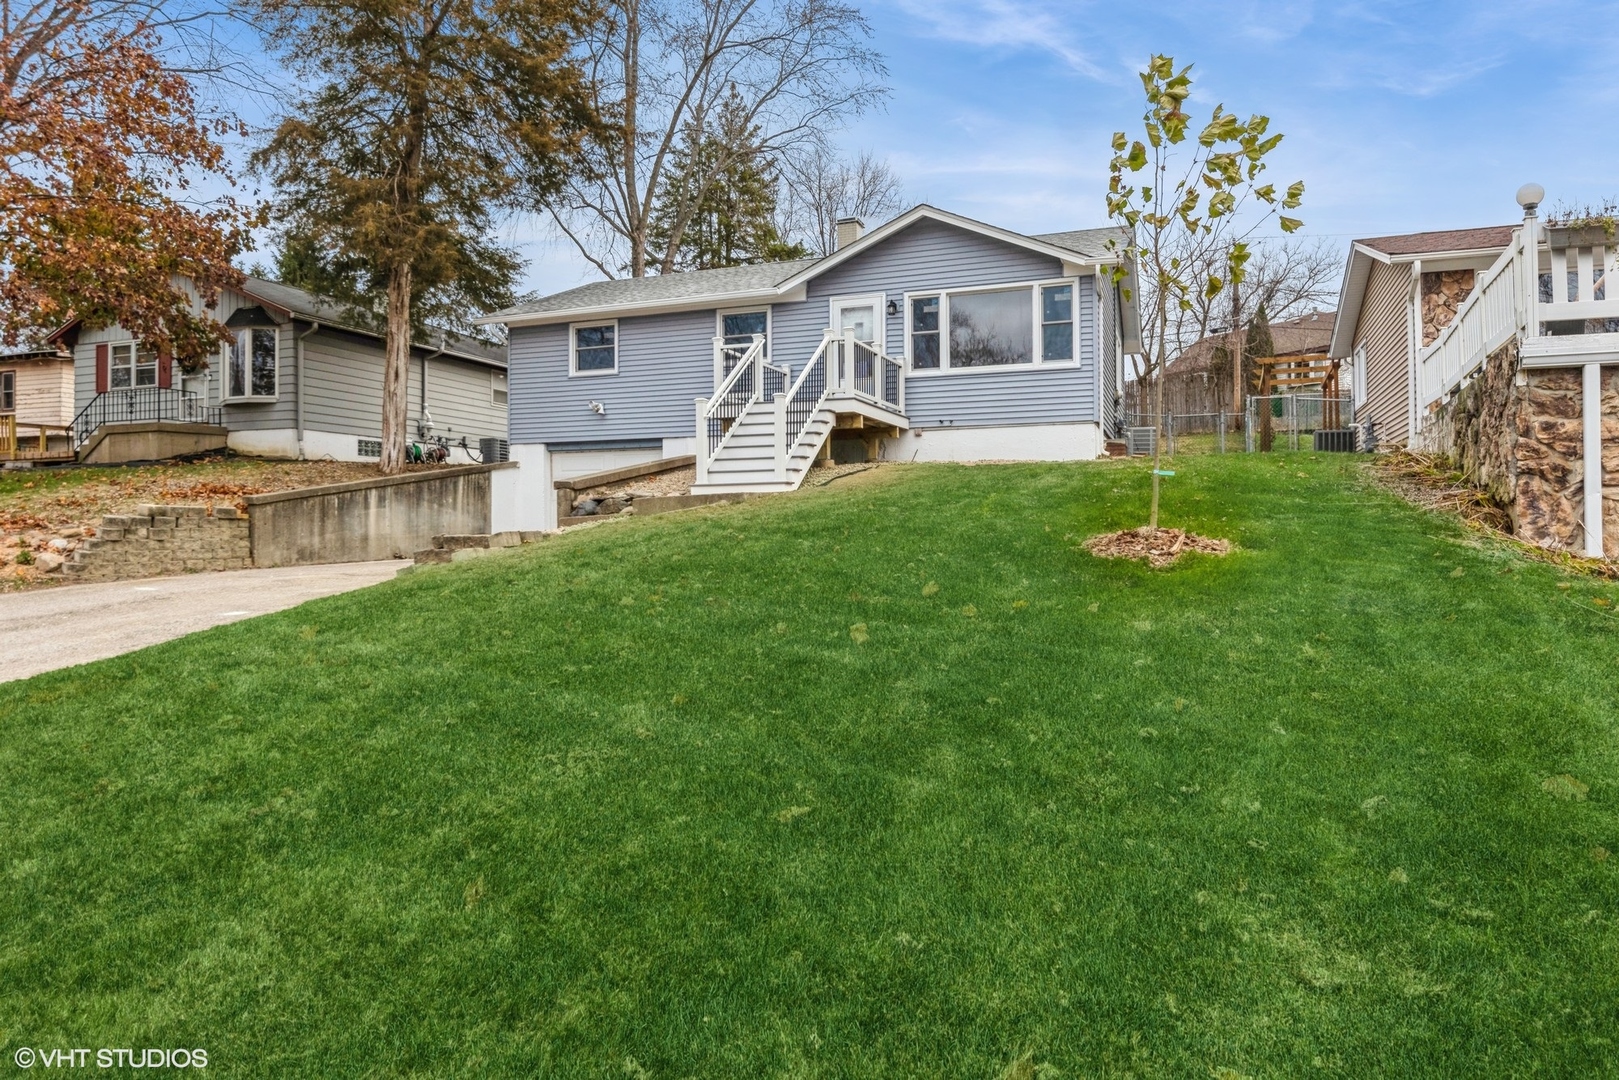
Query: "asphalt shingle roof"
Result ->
[[241, 277, 505, 367], [1358, 226, 1516, 257], [493, 259, 821, 319], [488, 215, 1133, 322]]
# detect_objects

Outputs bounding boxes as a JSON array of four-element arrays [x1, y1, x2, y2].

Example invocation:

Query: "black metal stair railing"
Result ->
[[71, 387, 223, 448]]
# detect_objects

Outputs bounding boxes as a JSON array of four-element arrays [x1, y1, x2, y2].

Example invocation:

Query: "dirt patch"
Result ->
[[578, 465, 695, 504], [0, 456, 455, 590], [1084, 527, 1233, 568], [1368, 451, 1619, 581]]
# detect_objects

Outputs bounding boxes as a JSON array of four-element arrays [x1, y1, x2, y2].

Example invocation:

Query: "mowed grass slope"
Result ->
[[2, 455, 1616, 1077]]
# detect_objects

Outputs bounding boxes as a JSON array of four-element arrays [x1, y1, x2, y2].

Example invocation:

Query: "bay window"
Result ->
[[228, 327, 277, 399]]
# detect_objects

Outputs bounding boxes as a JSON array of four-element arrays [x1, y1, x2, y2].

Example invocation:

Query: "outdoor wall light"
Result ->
[[588, 400, 606, 415], [886, 299, 900, 316]]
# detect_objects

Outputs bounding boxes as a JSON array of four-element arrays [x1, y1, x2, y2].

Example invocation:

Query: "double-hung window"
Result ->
[[228, 327, 277, 399], [0, 371, 13, 412], [572, 323, 617, 375], [910, 296, 940, 369], [109, 341, 159, 389], [492, 370, 508, 406], [1041, 284, 1074, 361]]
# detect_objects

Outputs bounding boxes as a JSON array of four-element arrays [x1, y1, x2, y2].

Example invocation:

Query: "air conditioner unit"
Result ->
[[479, 437, 510, 463], [1126, 426, 1158, 456], [1313, 429, 1356, 453]]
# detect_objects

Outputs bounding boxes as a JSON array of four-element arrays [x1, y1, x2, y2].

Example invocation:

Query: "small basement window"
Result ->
[[228, 327, 277, 399], [572, 322, 617, 375], [358, 437, 381, 458]]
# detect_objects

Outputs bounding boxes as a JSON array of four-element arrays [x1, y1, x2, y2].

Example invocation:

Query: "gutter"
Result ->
[[295, 320, 320, 459]]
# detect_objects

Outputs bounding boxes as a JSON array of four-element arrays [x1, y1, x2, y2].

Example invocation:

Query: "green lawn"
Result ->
[[2, 455, 1616, 1077]]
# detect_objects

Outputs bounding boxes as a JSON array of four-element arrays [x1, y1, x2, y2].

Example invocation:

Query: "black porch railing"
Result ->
[[71, 387, 223, 448]]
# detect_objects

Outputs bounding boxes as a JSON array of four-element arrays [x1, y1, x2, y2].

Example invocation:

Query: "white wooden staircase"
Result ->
[[692, 330, 908, 495]]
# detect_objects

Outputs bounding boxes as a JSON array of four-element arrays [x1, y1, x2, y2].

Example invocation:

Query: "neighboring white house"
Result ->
[[57, 276, 509, 463], [480, 204, 1142, 530]]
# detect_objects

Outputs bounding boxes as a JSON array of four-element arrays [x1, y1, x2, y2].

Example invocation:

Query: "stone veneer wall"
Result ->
[[66, 504, 251, 581], [1438, 340, 1619, 556]]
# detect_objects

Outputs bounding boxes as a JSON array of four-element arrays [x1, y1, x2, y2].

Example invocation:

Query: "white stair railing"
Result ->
[[778, 332, 834, 475], [694, 335, 764, 486], [1418, 237, 1522, 406]]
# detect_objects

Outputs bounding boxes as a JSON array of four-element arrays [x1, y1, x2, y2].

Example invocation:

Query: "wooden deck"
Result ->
[[0, 416, 76, 464]]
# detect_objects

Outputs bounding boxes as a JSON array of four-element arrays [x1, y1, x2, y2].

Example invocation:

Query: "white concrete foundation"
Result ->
[[493, 443, 556, 533], [881, 422, 1104, 463], [550, 446, 665, 480]]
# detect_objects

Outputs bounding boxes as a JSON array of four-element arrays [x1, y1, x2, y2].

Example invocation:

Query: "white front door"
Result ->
[[830, 295, 885, 394]]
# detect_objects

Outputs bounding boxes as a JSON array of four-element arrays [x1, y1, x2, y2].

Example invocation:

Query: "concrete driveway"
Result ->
[[0, 561, 406, 683]]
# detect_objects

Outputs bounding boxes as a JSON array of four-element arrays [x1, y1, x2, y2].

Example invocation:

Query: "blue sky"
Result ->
[[231, 0, 1619, 299]]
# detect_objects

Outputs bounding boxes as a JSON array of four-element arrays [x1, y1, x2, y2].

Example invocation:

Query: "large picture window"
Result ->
[[949, 287, 1033, 367], [572, 322, 617, 374], [907, 279, 1082, 372], [110, 342, 159, 389], [228, 328, 277, 399]]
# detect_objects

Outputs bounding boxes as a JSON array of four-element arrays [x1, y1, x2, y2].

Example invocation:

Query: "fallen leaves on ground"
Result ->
[[1083, 527, 1232, 568]]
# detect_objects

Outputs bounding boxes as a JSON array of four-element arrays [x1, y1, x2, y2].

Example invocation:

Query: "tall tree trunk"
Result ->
[[622, 0, 644, 277], [379, 261, 413, 474]]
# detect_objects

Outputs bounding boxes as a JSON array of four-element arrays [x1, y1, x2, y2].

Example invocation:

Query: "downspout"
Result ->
[[295, 320, 320, 459], [418, 332, 445, 440], [1407, 259, 1422, 444]]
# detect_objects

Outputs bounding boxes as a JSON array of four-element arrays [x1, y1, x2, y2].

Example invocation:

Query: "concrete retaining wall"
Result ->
[[246, 463, 511, 566]]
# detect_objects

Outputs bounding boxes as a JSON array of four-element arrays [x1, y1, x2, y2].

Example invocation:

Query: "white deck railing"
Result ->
[[1418, 211, 1619, 407]]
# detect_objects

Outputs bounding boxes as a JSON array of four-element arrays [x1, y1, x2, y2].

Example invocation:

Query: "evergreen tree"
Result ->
[[648, 96, 810, 271], [250, 0, 597, 472], [1245, 303, 1276, 375]]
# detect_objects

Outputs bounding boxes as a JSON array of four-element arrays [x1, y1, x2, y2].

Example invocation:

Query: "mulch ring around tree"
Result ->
[[1084, 527, 1233, 568]]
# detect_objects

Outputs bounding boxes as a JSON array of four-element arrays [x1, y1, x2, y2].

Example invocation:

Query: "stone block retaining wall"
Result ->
[[1435, 340, 1619, 556], [66, 504, 251, 581]]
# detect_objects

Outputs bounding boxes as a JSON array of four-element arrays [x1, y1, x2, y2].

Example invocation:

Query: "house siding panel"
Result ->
[[1354, 260, 1412, 444], [3, 359, 75, 426], [508, 309, 715, 445], [422, 354, 508, 443]]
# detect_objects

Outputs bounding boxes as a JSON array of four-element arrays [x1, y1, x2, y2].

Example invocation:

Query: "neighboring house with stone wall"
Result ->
[[1329, 226, 1516, 447], [480, 205, 1141, 529], [55, 277, 509, 463], [1354, 186, 1619, 559]]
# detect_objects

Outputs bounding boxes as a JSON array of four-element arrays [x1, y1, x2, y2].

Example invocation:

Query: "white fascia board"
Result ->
[[773, 205, 1124, 293], [1328, 247, 1377, 358], [479, 284, 807, 329]]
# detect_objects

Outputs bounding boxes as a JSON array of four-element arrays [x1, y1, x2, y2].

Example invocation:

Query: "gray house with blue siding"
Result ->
[[484, 206, 1139, 524]]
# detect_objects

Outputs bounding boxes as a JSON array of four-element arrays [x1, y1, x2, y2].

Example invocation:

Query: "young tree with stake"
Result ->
[[1106, 55, 1303, 531]]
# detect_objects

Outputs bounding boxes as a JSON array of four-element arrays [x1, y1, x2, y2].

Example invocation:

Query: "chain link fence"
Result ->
[[1125, 394, 1362, 455]]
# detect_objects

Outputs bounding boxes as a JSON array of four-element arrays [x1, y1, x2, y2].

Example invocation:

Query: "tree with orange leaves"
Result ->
[[0, 2, 260, 371]]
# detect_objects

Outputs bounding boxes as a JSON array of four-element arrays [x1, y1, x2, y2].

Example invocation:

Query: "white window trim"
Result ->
[[223, 327, 279, 402], [569, 319, 619, 377], [715, 305, 772, 357], [902, 276, 1083, 376], [491, 369, 509, 407], [108, 339, 160, 391], [1352, 344, 1367, 409]]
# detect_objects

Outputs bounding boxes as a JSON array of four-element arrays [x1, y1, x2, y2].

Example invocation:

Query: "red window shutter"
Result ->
[[157, 352, 172, 389], [95, 344, 109, 393]]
